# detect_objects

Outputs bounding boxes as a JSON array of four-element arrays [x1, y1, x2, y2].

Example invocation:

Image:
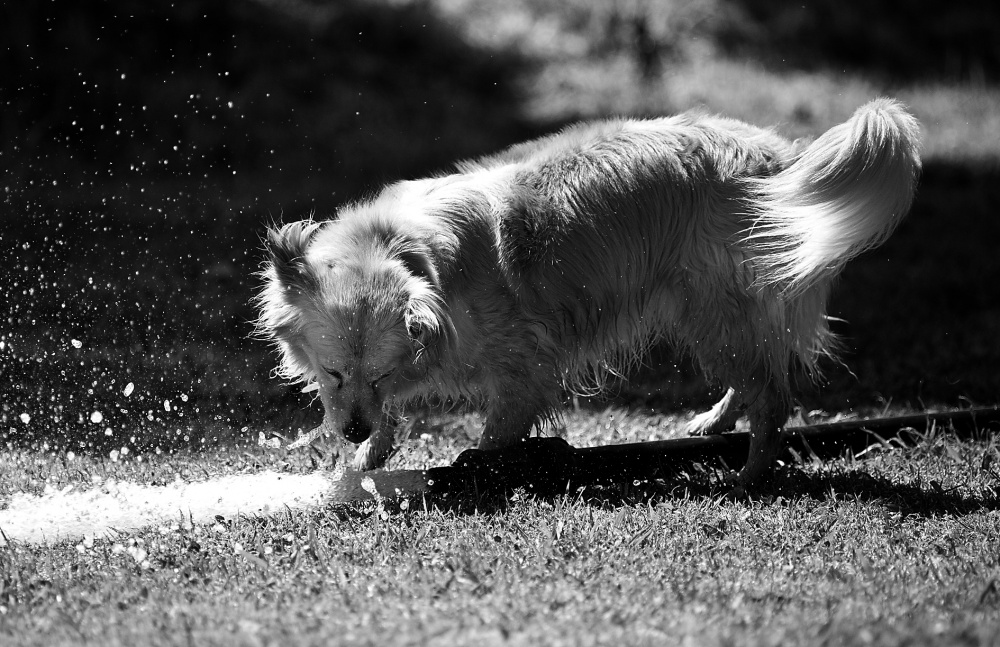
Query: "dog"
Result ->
[[256, 99, 920, 490]]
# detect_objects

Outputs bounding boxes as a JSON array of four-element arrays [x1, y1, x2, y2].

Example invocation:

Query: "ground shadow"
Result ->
[[413, 453, 1000, 520], [774, 465, 1000, 517], [818, 160, 1000, 410]]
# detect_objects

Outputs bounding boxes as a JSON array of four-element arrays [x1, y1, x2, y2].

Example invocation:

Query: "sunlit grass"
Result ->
[[527, 54, 1000, 164], [2, 421, 999, 645]]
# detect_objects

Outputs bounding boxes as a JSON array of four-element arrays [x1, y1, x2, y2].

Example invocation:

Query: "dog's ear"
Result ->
[[395, 241, 453, 352], [256, 221, 325, 380], [265, 220, 323, 293], [404, 291, 454, 355], [391, 237, 442, 288], [405, 303, 432, 345]]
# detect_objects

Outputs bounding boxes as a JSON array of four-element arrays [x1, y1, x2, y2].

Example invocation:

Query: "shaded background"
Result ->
[[2, 0, 999, 454]]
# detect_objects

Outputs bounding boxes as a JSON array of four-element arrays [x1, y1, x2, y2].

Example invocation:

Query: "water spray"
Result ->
[[2, 408, 997, 546]]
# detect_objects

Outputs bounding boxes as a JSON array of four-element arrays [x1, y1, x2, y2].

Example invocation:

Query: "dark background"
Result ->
[[2, 0, 999, 454]]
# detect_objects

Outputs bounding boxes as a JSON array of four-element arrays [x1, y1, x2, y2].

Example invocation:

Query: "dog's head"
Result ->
[[256, 213, 452, 445]]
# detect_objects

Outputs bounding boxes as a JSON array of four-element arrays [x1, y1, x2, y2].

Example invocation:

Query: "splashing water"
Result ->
[[0, 468, 430, 546]]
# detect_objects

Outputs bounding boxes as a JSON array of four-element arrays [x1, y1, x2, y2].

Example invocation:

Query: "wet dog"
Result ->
[[256, 99, 920, 489]]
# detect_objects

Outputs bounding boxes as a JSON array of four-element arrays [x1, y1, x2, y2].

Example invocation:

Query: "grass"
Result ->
[[2, 418, 1000, 646], [4, 0, 1000, 644]]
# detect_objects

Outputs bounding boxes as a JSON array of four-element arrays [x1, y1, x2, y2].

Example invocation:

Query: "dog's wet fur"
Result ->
[[256, 99, 920, 489]]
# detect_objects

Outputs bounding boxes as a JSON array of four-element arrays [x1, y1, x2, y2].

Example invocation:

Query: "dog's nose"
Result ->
[[342, 407, 372, 443]]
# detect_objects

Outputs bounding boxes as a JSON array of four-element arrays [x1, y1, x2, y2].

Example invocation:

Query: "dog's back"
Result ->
[[452, 113, 801, 388], [445, 103, 918, 393]]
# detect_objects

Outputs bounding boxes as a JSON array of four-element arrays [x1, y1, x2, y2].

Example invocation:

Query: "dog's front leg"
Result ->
[[351, 419, 397, 471]]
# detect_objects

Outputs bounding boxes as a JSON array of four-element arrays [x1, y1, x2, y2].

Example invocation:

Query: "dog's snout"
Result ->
[[342, 407, 372, 444]]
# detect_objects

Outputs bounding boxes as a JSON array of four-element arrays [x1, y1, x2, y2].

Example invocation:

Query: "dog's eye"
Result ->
[[369, 370, 393, 390], [323, 368, 344, 389]]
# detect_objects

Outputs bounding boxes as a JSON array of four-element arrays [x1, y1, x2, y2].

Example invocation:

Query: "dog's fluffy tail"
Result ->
[[745, 98, 921, 295]]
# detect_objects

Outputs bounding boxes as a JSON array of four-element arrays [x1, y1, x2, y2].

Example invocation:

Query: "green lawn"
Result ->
[[3, 417, 1000, 646]]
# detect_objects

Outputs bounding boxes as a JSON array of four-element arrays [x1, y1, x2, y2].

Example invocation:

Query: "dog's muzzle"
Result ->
[[342, 406, 372, 444]]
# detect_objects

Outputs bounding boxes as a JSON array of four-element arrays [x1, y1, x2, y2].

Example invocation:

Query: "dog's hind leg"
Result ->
[[684, 387, 746, 436], [736, 381, 791, 492]]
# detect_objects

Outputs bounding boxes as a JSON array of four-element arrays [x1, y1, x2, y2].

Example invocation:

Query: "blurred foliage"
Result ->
[[720, 0, 1000, 83], [4, 0, 997, 204]]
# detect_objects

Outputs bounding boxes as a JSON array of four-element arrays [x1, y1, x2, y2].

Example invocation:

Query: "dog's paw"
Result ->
[[683, 413, 733, 437], [725, 463, 780, 501], [351, 436, 395, 471], [722, 483, 750, 501], [350, 441, 382, 471]]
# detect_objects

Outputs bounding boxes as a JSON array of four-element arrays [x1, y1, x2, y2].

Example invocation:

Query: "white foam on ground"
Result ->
[[0, 471, 335, 546]]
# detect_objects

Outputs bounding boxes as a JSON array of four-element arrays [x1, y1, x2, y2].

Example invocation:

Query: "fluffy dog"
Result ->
[[256, 99, 920, 489]]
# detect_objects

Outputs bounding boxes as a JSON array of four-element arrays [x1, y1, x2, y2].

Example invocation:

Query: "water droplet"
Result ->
[[90, 411, 104, 424]]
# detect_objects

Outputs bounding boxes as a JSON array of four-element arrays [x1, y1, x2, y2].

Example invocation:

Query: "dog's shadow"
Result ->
[[768, 463, 1000, 517], [405, 455, 1000, 522]]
